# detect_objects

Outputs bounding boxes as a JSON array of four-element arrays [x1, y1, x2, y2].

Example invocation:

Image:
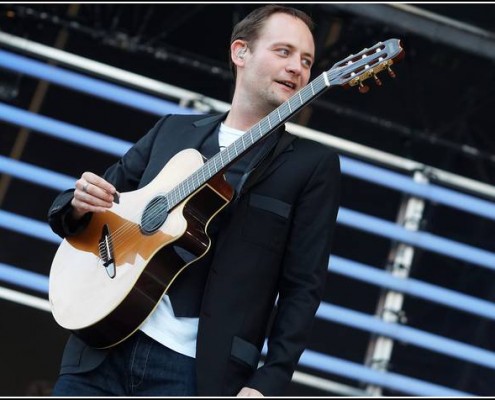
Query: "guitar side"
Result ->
[[48, 148, 234, 349]]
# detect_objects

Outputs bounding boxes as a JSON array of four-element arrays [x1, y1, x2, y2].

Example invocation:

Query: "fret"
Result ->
[[192, 171, 199, 191], [175, 183, 181, 202], [281, 102, 290, 120], [322, 71, 330, 86], [231, 145, 238, 160], [289, 97, 299, 114], [184, 179, 190, 199], [241, 132, 247, 152], [220, 148, 227, 168], [304, 84, 313, 100], [186, 178, 192, 195], [180, 181, 186, 200], [213, 154, 220, 174], [200, 163, 207, 184], [171, 188, 177, 206]]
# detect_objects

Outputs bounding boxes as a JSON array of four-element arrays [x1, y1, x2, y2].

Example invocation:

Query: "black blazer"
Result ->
[[48, 112, 341, 396]]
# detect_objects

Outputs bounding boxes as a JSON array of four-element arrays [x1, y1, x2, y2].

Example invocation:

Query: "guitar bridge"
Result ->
[[99, 224, 116, 279]]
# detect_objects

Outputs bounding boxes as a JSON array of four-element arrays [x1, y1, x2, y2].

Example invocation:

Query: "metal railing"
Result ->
[[1, 32, 495, 396]]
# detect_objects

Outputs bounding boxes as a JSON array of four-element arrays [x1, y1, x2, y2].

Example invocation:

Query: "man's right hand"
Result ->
[[71, 171, 118, 220]]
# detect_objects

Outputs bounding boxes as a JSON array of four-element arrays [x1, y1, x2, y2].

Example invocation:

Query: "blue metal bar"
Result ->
[[329, 255, 495, 321], [0, 155, 75, 191], [317, 302, 495, 371], [4, 253, 493, 380], [2, 217, 493, 323], [2, 156, 495, 272], [0, 49, 197, 116], [1, 99, 495, 226], [2, 99, 494, 225], [0, 263, 48, 294], [298, 349, 472, 396], [338, 207, 495, 271], [0, 210, 61, 244], [0, 103, 132, 157], [0, 49, 494, 224], [0, 261, 471, 397], [3, 156, 493, 321], [341, 156, 495, 222], [0, 35, 488, 399]]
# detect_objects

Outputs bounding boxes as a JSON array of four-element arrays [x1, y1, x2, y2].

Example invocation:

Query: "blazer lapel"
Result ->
[[259, 141, 294, 179], [187, 113, 227, 150], [186, 114, 294, 190], [166, 112, 227, 156], [242, 133, 295, 191]]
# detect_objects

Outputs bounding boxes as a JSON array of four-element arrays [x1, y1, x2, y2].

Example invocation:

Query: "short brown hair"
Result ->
[[229, 5, 315, 78]]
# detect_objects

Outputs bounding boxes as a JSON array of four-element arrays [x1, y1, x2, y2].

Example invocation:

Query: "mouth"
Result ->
[[276, 80, 297, 91]]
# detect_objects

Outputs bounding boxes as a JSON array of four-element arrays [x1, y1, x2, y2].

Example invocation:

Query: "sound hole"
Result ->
[[141, 195, 168, 234]]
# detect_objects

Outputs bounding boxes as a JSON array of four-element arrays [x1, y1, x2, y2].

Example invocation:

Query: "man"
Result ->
[[48, 5, 341, 396]]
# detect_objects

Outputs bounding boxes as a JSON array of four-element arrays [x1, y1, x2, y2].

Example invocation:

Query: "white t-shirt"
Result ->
[[140, 122, 245, 358]]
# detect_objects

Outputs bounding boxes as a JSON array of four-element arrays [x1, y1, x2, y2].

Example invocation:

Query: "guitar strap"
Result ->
[[235, 127, 296, 199]]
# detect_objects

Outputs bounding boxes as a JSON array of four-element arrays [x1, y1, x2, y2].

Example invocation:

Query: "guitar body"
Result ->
[[48, 148, 234, 349]]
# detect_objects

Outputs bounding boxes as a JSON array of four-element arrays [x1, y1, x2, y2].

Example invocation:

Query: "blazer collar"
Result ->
[[179, 112, 228, 151], [190, 112, 294, 177], [192, 112, 227, 128]]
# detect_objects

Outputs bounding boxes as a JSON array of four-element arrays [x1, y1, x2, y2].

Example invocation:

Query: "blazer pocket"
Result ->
[[223, 336, 260, 395], [242, 194, 292, 252], [230, 336, 261, 370], [249, 193, 292, 218]]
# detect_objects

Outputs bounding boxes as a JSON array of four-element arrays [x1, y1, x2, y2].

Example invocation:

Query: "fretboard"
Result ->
[[167, 71, 333, 209]]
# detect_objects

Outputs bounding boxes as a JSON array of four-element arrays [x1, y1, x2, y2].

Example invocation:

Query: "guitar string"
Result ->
[[98, 71, 334, 258], [97, 66, 356, 258], [101, 42, 393, 250]]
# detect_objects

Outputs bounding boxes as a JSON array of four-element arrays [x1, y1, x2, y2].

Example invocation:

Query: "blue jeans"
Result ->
[[52, 330, 197, 396]]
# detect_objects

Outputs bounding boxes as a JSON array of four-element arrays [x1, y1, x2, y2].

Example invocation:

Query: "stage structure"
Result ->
[[1, 4, 495, 395]]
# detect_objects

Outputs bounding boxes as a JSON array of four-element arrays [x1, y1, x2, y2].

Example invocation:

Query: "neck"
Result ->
[[225, 89, 274, 132]]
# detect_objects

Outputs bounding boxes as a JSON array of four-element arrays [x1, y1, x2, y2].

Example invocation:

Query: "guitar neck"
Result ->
[[167, 72, 333, 209]]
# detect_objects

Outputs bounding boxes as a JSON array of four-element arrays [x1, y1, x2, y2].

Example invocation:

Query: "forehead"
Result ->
[[257, 13, 315, 55]]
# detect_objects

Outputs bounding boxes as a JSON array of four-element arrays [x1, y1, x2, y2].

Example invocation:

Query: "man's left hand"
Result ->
[[237, 387, 264, 397]]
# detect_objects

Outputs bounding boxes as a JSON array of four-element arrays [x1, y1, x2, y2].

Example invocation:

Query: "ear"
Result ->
[[231, 39, 248, 68]]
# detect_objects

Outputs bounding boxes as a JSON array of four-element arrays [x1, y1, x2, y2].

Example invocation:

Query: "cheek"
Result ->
[[302, 70, 311, 85], [253, 62, 273, 79]]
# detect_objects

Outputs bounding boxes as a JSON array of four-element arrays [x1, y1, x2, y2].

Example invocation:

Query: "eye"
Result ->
[[277, 48, 290, 56], [302, 58, 313, 68]]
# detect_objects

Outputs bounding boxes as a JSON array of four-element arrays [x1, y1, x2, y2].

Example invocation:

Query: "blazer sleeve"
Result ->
[[247, 147, 341, 395], [47, 116, 169, 238]]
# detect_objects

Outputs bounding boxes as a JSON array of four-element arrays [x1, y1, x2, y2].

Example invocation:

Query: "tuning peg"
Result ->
[[358, 80, 370, 94], [387, 66, 396, 78], [372, 73, 382, 86]]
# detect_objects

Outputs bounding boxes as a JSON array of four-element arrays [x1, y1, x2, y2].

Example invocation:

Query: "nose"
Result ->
[[286, 54, 302, 76]]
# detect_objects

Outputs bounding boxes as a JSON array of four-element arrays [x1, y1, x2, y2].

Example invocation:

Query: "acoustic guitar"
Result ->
[[49, 38, 405, 349]]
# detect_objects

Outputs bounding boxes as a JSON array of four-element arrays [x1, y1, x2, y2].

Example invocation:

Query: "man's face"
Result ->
[[240, 13, 315, 111]]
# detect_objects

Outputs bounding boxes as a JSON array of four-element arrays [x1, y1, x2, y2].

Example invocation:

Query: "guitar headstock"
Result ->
[[328, 38, 405, 93]]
